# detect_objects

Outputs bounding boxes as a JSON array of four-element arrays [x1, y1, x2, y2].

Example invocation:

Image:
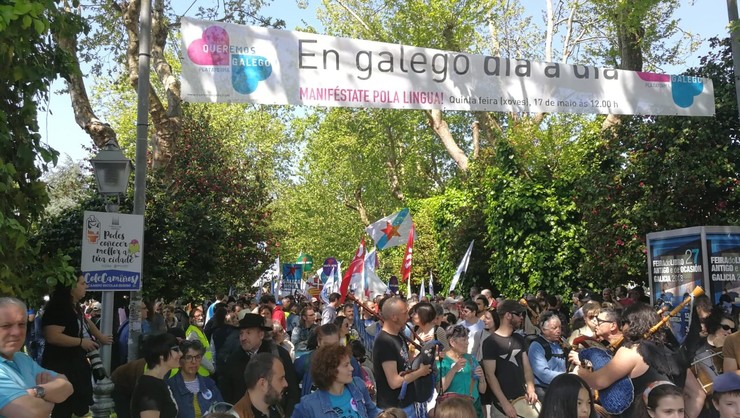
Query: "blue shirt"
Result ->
[[0, 352, 57, 417], [291, 377, 380, 418], [328, 387, 361, 418], [527, 338, 566, 387]]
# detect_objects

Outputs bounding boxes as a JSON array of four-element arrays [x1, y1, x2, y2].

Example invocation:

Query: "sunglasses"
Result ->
[[596, 318, 614, 325], [722, 324, 737, 332]]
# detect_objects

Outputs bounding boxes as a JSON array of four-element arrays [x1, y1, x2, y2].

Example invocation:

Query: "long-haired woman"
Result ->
[[538, 373, 596, 418], [572, 302, 705, 417], [42, 274, 113, 418]]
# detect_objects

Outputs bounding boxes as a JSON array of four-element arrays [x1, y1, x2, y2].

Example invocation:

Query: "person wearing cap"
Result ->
[[712, 371, 740, 417], [481, 299, 537, 418], [218, 314, 298, 415]]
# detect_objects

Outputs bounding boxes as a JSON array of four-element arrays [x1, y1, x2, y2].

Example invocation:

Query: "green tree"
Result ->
[[0, 0, 85, 297], [577, 38, 740, 286]]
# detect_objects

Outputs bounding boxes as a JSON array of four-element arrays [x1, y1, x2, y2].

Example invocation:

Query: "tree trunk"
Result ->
[[426, 109, 469, 172]]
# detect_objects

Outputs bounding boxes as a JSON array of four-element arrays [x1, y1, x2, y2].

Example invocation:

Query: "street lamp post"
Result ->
[[90, 138, 133, 418]]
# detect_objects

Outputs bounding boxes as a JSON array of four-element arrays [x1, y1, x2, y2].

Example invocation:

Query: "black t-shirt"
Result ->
[[372, 330, 413, 408], [131, 375, 178, 418], [481, 332, 527, 401], [41, 302, 85, 367]]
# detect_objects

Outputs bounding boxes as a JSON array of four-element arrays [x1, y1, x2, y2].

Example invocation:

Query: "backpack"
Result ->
[[405, 338, 442, 403], [526, 335, 565, 361]]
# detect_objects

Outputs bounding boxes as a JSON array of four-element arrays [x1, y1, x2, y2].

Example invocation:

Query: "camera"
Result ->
[[86, 349, 108, 381]]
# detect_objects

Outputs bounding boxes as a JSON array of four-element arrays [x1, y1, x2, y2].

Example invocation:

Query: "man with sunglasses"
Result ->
[[482, 299, 537, 418]]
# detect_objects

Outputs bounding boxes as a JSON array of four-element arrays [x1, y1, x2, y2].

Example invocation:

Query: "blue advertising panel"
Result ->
[[648, 233, 704, 342], [706, 233, 740, 307]]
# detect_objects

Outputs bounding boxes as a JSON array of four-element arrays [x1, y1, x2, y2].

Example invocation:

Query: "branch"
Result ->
[[54, 6, 116, 147], [561, 5, 577, 63], [151, 0, 182, 120], [425, 109, 469, 172], [472, 121, 480, 159], [385, 127, 405, 201], [545, 0, 554, 62], [345, 189, 370, 226]]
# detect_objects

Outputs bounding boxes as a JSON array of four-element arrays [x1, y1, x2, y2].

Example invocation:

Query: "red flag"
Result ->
[[339, 239, 365, 303], [400, 224, 415, 282]]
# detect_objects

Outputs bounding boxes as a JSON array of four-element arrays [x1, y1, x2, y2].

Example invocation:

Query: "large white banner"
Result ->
[[81, 211, 144, 291], [180, 17, 715, 116]]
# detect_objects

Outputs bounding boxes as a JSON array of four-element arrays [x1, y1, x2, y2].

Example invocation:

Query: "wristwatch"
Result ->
[[31, 386, 45, 399]]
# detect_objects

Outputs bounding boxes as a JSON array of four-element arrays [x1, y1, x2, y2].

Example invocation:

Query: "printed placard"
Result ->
[[81, 211, 144, 291]]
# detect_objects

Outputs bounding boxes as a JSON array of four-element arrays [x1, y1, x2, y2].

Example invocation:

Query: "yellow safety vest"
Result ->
[[185, 325, 213, 377]]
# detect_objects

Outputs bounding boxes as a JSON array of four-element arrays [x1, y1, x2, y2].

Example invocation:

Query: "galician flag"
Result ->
[[448, 240, 474, 293], [400, 224, 415, 282], [366, 208, 414, 250], [339, 239, 366, 303]]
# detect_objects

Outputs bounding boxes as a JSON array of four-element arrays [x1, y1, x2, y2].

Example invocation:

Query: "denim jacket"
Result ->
[[295, 352, 364, 396], [291, 377, 381, 418], [167, 371, 224, 418]]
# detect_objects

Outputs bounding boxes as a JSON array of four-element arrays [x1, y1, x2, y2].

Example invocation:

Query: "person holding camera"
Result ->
[[42, 274, 113, 418]]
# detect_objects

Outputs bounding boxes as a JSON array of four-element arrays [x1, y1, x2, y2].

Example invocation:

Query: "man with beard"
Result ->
[[233, 353, 288, 418], [219, 314, 299, 415], [482, 299, 537, 418]]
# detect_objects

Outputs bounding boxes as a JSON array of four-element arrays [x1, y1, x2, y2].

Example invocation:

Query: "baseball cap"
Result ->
[[713, 372, 740, 393], [496, 299, 526, 315]]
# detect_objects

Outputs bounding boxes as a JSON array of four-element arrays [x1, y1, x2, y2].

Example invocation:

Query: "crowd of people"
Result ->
[[3, 277, 740, 418]]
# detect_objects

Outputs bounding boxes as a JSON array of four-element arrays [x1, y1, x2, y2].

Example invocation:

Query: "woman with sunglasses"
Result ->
[[168, 340, 224, 418], [692, 310, 735, 395], [132, 332, 183, 418]]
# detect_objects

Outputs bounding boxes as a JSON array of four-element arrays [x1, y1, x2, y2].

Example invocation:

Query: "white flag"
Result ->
[[419, 276, 426, 300], [365, 208, 414, 250], [448, 241, 474, 293]]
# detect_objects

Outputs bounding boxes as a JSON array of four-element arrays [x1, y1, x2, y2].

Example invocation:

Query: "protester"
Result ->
[[481, 299, 537, 418], [271, 322, 294, 360], [322, 293, 341, 325], [433, 397, 478, 418], [528, 311, 566, 399], [131, 332, 182, 418], [168, 340, 224, 418], [186, 307, 215, 376], [232, 353, 287, 418], [373, 296, 432, 417], [711, 371, 740, 418], [633, 381, 684, 418], [593, 307, 622, 346], [537, 373, 595, 418], [438, 324, 486, 418], [0, 297, 73, 418], [219, 314, 299, 415], [42, 275, 113, 418], [572, 302, 705, 417], [290, 307, 317, 353], [292, 344, 380, 418]]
